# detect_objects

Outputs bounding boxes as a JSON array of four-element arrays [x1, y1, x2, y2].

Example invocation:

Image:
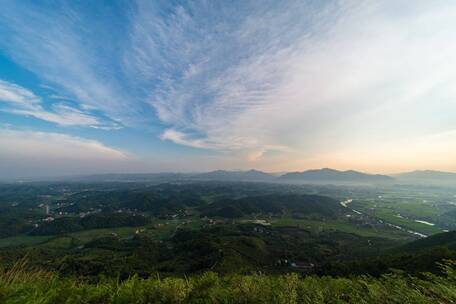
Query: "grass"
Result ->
[[0, 218, 206, 250], [0, 214, 411, 253], [0, 235, 52, 248], [1, 260, 455, 303], [69, 226, 139, 242]]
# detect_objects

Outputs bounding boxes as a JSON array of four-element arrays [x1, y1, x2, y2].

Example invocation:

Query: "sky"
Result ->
[[1, 0, 456, 179]]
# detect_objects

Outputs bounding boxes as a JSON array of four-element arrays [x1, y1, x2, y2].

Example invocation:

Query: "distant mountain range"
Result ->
[[394, 170, 456, 185], [14, 168, 456, 186], [278, 168, 394, 184], [56, 168, 394, 185]]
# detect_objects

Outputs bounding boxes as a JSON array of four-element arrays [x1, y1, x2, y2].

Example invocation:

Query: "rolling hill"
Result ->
[[398, 230, 456, 252], [278, 168, 394, 184], [199, 194, 345, 218]]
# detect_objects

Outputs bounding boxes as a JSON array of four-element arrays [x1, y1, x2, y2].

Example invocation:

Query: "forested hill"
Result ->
[[199, 194, 344, 218], [397, 230, 456, 252], [279, 168, 394, 184]]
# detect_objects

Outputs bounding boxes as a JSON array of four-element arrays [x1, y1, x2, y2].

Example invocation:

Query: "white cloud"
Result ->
[[0, 80, 120, 128], [160, 129, 213, 149], [0, 80, 40, 107], [0, 128, 129, 178], [8, 104, 99, 127], [0, 128, 127, 159]]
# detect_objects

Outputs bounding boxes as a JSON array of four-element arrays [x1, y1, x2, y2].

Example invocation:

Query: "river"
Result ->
[[340, 199, 428, 238]]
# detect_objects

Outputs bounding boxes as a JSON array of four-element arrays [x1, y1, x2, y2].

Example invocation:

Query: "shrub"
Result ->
[[1, 261, 455, 303]]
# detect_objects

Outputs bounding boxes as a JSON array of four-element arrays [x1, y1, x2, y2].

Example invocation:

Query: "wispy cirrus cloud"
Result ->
[[0, 2, 140, 124], [0, 80, 41, 106], [126, 0, 456, 162], [0, 80, 119, 128], [1, 0, 456, 170]]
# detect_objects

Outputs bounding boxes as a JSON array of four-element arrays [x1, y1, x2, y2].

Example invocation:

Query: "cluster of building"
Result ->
[[276, 258, 315, 270]]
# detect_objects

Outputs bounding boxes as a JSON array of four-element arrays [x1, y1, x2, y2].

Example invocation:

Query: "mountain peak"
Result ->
[[279, 168, 393, 184]]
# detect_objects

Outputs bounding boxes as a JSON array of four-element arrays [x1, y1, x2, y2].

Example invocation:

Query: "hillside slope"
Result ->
[[398, 230, 456, 252], [2, 263, 456, 303], [199, 194, 344, 218]]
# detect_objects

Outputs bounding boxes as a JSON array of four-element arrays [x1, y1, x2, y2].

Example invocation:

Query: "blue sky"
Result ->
[[1, 0, 456, 178]]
